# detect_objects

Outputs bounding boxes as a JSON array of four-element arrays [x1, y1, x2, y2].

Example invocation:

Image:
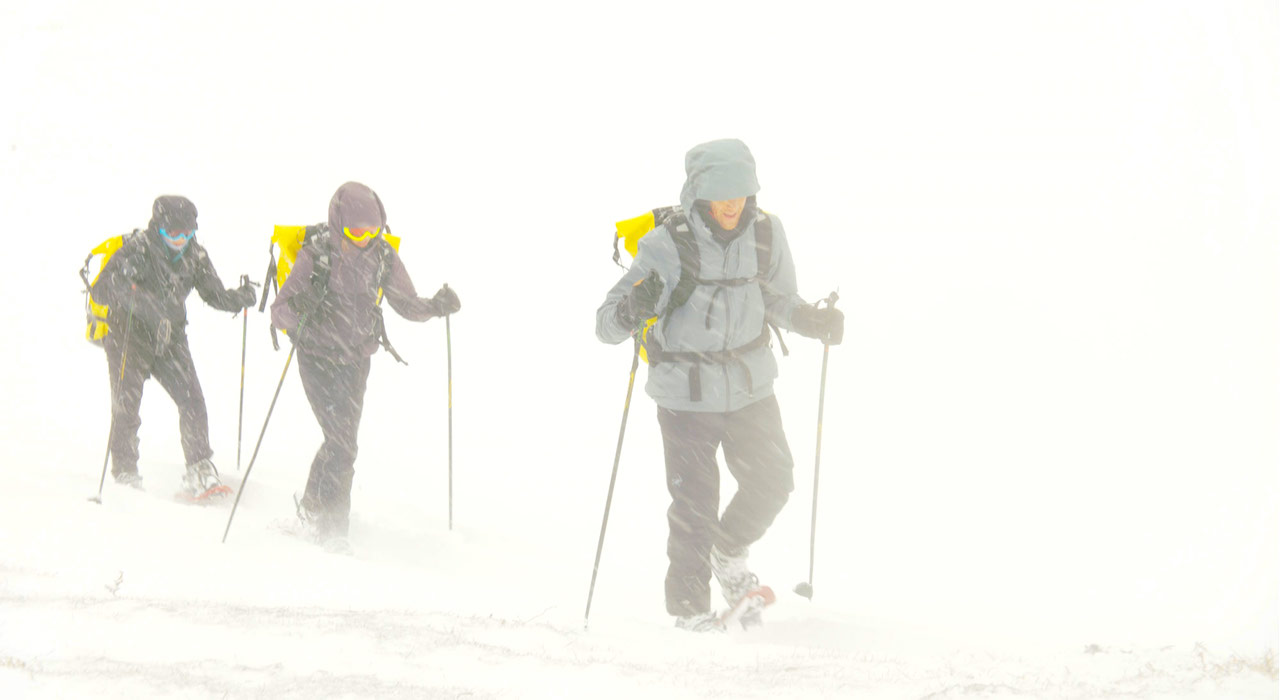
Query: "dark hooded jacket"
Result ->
[[270, 182, 441, 363], [92, 196, 250, 347]]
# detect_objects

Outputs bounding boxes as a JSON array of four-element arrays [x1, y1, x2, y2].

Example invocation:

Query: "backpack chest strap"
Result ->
[[644, 324, 771, 402]]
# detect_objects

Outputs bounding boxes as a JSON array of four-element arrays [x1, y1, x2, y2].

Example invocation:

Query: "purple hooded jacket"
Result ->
[[270, 182, 441, 362]]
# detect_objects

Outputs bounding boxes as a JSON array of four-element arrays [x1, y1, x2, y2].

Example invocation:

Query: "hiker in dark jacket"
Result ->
[[91, 195, 257, 499], [596, 139, 844, 631], [270, 181, 460, 551]]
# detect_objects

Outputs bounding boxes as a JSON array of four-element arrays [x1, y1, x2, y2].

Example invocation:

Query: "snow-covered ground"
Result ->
[[1, 1, 1276, 698], [1, 466, 1276, 699]]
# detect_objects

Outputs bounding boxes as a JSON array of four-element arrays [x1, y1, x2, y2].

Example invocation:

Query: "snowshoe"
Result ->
[[711, 544, 758, 606], [291, 493, 352, 554], [321, 536, 354, 556], [113, 471, 144, 490], [177, 459, 232, 504], [719, 585, 776, 630], [711, 545, 775, 628], [675, 611, 726, 633]]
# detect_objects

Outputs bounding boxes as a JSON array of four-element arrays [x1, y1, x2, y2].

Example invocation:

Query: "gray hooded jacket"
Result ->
[[596, 139, 807, 412]]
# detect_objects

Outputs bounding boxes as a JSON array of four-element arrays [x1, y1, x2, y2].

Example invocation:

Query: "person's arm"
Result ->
[[759, 214, 805, 331], [382, 251, 458, 322], [596, 234, 667, 345], [270, 247, 316, 334], [191, 245, 255, 312], [764, 215, 844, 344]]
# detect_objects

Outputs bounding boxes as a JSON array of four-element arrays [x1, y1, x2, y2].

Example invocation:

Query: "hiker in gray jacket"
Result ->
[[596, 139, 843, 631], [271, 181, 460, 552]]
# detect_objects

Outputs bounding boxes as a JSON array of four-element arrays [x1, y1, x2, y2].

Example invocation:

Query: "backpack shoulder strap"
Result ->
[[651, 206, 681, 229], [259, 238, 277, 313], [750, 213, 790, 357], [660, 211, 772, 315], [268, 224, 330, 351], [110, 229, 147, 274], [369, 235, 407, 364], [753, 212, 773, 281], [110, 229, 144, 264], [662, 213, 701, 317], [304, 225, 333, 296], [374, 236, 395, 294]]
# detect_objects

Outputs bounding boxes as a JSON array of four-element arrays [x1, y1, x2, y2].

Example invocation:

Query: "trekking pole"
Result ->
[[222, 315, 308, 543], [795, 291, 838, 600], [236, 275, 251, 471], [584, 337, 642, 629], [89, 286, 136, 504], [444, 284, 454, 531]]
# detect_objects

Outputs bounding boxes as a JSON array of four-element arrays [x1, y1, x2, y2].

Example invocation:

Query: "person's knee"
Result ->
[[668, 508, 717, 538], [763, 486, 790, 512], [746, 478, 792, 511], [321, 435, 358, 460], [182, 401, 208, 421]]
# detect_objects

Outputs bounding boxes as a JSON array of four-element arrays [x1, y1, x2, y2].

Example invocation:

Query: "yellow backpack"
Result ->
[[611, 208, 681, 363], [612, 206, 680, 267], [79, 231, 139, 345]]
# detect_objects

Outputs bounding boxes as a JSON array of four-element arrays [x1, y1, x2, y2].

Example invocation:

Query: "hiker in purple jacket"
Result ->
[[270, 181, 460, 551]]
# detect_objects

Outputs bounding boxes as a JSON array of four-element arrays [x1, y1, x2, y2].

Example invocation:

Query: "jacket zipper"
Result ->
[[720, 237, 734, 411]]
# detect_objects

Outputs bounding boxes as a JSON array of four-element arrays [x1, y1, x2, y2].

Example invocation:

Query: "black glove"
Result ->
[[234, 278, 257, 309], [287, 289, 323, 318], [430, 285, 461, 315], [154, 318, 173, 353], [791, 305, 844, 345], [615, 271, 664, 329]]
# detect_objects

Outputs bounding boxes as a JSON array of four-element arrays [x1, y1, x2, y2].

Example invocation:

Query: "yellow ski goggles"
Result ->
[[343, 226, 381, 244]]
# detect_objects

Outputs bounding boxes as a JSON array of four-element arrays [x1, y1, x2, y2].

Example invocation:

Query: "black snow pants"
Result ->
[[657, 394, 795, 616], [297, 349, 371, 538], [104, 328, 213, 476]]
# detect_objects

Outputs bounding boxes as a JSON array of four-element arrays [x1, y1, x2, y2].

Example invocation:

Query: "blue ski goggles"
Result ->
[[158, 228, 196, 242]]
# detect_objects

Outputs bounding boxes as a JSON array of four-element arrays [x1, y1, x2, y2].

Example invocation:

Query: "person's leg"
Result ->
[[104, 329, 153, 479], [297, 351, 370, 538], [718, 394, 795, 553], [324, 355, 370, 536], [150, 336, 213, 467], [657, 406, 725, 617]]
